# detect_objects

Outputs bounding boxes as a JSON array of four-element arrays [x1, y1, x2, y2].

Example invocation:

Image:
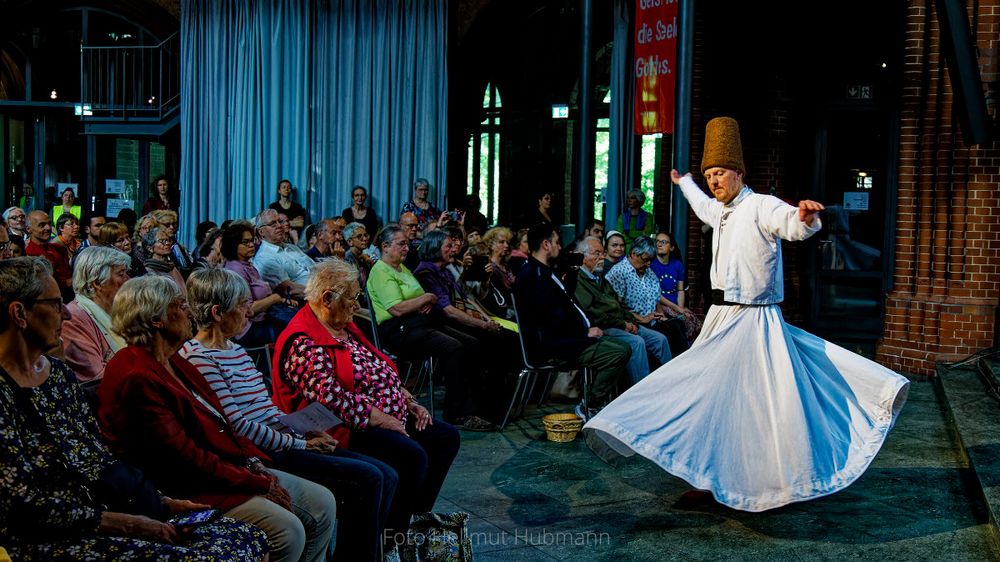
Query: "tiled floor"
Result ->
[[432, 378, 999, 561]]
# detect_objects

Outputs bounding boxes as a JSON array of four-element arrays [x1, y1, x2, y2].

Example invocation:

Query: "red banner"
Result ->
[[633, 0, 678, 135]]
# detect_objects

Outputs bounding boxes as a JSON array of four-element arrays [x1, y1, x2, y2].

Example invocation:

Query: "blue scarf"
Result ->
[[623, 209, 647, 232]]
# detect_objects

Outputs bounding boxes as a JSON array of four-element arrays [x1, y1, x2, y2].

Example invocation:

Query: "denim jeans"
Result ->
[[604, 325, 672, 385], [271, 447, 397, 562]]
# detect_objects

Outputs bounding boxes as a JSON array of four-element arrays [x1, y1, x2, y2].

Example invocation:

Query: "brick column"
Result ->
[[876, 0, 1000, 374]]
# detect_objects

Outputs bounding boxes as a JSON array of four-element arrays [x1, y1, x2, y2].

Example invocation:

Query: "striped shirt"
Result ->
[[180, 339, 305, 452]]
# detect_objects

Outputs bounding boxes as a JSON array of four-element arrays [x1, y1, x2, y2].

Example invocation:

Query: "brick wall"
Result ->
[[875, 0, 1000, 374]]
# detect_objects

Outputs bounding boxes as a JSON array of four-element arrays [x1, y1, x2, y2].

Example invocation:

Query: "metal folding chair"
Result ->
[[364, 286, 436, 416], [243, 344, 274, 395], [500, 293, 592, 430]]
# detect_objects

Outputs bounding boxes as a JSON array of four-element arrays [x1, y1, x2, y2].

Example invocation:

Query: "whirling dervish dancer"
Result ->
[[583, 117, 909, 512]]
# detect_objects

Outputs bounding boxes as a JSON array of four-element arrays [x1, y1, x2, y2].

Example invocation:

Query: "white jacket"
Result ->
[[678, 175, 821, 305]]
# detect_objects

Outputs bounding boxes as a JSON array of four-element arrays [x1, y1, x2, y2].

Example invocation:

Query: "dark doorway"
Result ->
[[810, 107, 895, 347]]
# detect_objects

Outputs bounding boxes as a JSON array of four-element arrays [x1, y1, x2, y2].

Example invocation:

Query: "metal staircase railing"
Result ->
[[79, 32, 179, 121]]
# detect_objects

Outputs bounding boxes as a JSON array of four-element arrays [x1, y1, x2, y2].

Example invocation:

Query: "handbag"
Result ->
[[481, 284, 513, 320], [95, 460, 170, 520], [400, 512, 474, 562], [547, 370, 581, 401]]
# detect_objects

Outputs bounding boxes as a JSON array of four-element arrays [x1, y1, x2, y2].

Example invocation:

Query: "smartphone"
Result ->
[[168, 509, 220, 529], [465, 255, 490, 281]]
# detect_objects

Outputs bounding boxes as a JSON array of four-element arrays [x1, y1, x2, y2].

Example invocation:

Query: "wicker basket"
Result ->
[[542, 413, 584, 442]]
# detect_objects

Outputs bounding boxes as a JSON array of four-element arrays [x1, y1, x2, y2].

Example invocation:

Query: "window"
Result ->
[[467, 83, 501, 225], [594, 89, 657, 220]]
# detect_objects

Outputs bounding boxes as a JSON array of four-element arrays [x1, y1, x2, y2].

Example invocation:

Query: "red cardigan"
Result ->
[[271, 305, 400, 449], [98, 346, 272, 511]]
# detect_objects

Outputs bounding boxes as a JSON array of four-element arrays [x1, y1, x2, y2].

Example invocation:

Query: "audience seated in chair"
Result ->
[[62, 246, 132, 384], [512, 223, 631, 418], [182, 268, 396, 562], [96, 275, 338, 562], [270, 258, 460, 549], [366, 224, 494, 431], [0, 257, 268, 561], [252, 208, 315, 299], [573, 236, 672, 386], [221, 220, 299, 348], [605, 235, 690, 356]]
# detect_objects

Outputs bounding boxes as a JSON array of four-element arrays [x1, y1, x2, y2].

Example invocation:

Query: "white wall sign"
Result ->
[[843, 192, 869, 211], [105, 179, 126, 195], [106, 199, 135, 218]]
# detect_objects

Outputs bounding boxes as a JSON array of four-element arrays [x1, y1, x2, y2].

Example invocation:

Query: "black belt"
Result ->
[[710, 290, 765, 307]]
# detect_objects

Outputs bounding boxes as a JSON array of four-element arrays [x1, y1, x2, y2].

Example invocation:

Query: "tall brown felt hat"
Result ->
[[701, 117, 745, 175]]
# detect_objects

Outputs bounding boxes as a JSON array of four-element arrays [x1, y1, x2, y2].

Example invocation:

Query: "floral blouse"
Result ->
[[283, 333, 408, 429], [0, 358, 112, 542], [400, 200, 443, 227]]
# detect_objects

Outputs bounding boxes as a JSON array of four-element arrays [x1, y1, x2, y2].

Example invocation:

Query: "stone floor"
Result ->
[[429, 374, 1000, 561]]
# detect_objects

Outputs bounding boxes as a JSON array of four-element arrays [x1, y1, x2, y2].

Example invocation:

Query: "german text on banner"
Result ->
[[633, 0, 678, 135]]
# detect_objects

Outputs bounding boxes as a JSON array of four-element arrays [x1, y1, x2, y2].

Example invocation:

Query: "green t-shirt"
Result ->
[[367, 260, 426, 324]]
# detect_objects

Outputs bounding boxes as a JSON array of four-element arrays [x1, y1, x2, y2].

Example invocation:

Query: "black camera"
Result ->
[[555, 251, 584, 271]]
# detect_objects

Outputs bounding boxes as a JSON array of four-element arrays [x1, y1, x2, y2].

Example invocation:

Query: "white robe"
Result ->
[[582, 180, 909, 512]]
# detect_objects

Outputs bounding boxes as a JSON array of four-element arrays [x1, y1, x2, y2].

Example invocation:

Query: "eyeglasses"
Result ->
[[655, 239, 671, 246], [8, 215, 25, 221], [30, 296, 65, 310], [239, 238, 255, 246], [155, 237, 176, 246], [329, 288, 363, 305]]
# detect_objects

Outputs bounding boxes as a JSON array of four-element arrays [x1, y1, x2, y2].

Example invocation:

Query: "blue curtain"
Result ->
[[607, 0, 637, 229], [179, 0, 448, 245]]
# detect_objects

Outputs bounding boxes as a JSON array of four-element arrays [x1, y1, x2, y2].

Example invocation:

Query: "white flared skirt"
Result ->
[[583, 304, 909, 512]]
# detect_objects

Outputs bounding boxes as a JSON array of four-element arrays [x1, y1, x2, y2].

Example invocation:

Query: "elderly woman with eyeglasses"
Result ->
[[0, 258, 268, 561], [151, 209, 194, 278], [221, 221, 298, 347], [98, 221, 147, 278], [272, 259, 460, 544], [367, 224, 492, 430], [97, 275, 338, 562], [343, 222, 374, 293], [53, 213, 81, 259], [181, 267, 397, 562], [142, 226, 187, 293], [61, 246, 131, 383]]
